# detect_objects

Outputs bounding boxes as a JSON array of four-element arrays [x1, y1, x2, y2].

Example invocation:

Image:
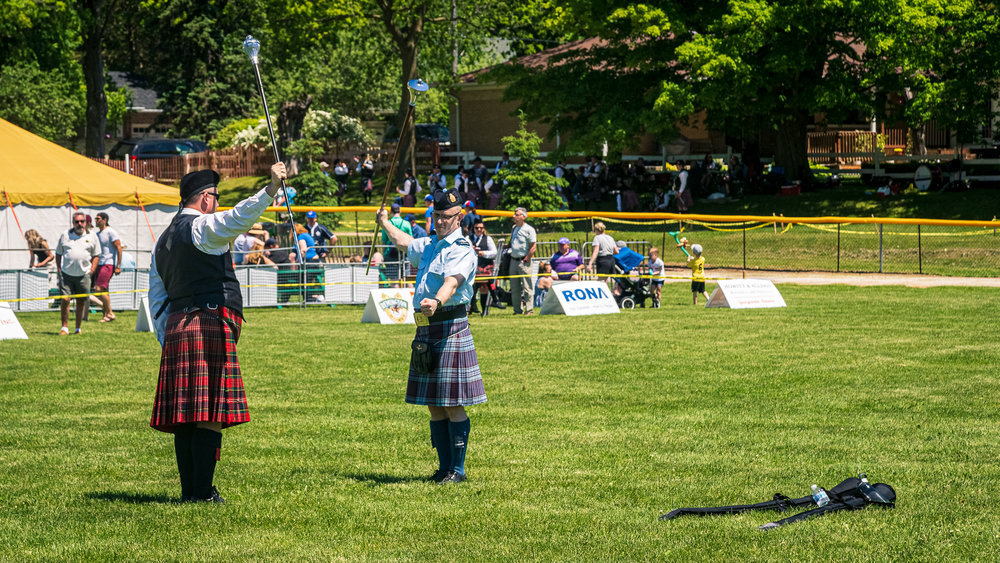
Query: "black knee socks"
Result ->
[[173, 424, 196, 499], [191, 428, 222, 499]]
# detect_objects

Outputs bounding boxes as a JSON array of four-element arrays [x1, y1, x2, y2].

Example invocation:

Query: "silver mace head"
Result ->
[[242, 35, 261, 64], [407, 78, 429, 107]]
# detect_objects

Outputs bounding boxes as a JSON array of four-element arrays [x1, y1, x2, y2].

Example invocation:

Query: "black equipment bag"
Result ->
[[660, 476, 895, 530]]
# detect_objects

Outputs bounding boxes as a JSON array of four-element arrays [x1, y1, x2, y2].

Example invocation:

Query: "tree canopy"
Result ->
[[490, 0, 1000, 181], [2, 0, 998, 177]]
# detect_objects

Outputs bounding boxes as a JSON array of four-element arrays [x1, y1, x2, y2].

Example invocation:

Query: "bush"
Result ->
[[210, 117, 264, 150], [496, 114, 565, 213]]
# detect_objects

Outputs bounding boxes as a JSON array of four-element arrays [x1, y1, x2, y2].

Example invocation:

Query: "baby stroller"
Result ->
[[612, 244, 650, 309], [612, 262, 651, 309]]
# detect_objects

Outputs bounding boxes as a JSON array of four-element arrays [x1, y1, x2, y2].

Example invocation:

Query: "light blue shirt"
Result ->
[[407, 228, 477, 307]]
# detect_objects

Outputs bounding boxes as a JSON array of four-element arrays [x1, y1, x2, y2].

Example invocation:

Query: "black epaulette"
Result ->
[[452, 237, 471, 246]]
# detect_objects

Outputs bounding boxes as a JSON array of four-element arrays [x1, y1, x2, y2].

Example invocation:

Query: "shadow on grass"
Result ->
[[85, 491, 179, 504], [337, 472, 429, 485]]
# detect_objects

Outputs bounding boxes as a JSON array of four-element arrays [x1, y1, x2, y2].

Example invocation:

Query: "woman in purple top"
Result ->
[[549, 237, 583, 280]]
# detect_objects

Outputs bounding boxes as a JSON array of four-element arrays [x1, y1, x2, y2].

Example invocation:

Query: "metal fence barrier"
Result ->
[[475, 214, 1000, 278], [0, 262, 388, 313]]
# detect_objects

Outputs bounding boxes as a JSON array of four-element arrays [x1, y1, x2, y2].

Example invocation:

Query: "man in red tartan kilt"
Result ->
[[148, 162, 286, 503], [377, 188, 486, 485]]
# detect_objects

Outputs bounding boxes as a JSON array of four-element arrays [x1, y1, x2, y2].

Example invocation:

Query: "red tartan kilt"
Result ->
[[475, 264, 495, 291], [150, 307, 249, 433]]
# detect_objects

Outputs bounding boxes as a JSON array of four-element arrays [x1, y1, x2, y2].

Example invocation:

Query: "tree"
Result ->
[[674, 1, 877, 182], [79, 0, 108, 157], [865, 0, 1000, 153], [104, 0, 269, 139], [496, 115, 565, 212], [489, 2, 876, 181], [0, 62, 84, 141], [0, 0, 84, 142]]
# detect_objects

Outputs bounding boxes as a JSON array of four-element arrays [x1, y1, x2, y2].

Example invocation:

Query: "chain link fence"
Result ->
[[3, 213, 996, 312], [478, 214, 1000, 278]]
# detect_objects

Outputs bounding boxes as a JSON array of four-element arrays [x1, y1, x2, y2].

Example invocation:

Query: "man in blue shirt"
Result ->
[[406, 214, 427, 239], [377, 189, 486, 485]]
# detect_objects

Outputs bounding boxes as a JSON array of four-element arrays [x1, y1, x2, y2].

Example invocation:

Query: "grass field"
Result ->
[[2, 285, 998, 560]]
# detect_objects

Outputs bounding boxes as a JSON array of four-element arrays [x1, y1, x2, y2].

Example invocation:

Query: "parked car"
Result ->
[[108, 138, 210, 160], [383, 123, 450, 146]]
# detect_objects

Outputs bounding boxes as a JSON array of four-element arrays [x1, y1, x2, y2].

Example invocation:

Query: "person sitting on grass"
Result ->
[[678, 238, 710, 305], [533, 262, 554, 308]]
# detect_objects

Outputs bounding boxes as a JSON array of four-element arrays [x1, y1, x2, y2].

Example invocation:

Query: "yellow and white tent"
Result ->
[[0, 118, 180, 270]]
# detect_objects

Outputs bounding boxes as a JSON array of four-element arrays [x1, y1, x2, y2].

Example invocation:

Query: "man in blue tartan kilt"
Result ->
[[148, 162, 286, 502], [377, 188, 486, 485]]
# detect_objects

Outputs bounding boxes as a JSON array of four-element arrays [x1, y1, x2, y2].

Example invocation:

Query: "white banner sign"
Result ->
[[706, 279, 786, 309], [540, 281, 620, 316], [362, 288, 416, 324], [135, 296, 156, 335], [0, 302, 28, 340]]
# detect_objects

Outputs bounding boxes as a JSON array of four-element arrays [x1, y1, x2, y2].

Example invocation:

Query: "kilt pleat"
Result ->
[[151, 307, 249, 433], [406, 317, 487, 407]]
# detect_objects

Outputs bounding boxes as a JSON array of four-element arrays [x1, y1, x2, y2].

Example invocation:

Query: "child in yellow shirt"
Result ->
[[679, 239, 711, 305]]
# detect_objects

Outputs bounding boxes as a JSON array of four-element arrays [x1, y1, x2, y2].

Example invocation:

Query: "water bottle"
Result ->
[[811, 484, 830, 507], [858, 473, 889, 503]]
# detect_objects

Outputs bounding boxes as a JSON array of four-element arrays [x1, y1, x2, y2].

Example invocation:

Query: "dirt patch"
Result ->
[[661, 268, 1000, 288]]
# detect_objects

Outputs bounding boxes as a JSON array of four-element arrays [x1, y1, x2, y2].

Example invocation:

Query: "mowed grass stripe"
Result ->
[[0, 285, 997, 560]]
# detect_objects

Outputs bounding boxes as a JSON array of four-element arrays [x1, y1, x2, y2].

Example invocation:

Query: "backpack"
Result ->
[[660, 475, 895, 530]]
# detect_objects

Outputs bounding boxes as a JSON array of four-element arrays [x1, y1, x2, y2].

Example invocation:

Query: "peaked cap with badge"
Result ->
[[433, 189, 462, 211]]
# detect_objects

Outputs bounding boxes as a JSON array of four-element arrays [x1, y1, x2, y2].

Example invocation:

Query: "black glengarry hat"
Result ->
[[433, 189, 462, 211], [180, 169, 220, 202]]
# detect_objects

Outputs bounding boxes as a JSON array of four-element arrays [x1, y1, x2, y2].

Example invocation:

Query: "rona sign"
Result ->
[[539, 281, 620, 316]]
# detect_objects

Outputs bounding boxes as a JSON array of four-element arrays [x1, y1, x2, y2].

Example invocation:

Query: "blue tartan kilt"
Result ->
[[406, 317, 487, 407]]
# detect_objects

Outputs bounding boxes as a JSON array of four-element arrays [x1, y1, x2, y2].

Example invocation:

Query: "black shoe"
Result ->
[[190, 486, 226, 503], [493, 301, 506, 310], [429, 469, 449, 482], [437, 470, 467, 485]]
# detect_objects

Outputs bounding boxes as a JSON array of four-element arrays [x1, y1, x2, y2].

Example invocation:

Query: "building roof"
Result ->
[[108, 71, 163, 112], [460, 37, 608, 84]]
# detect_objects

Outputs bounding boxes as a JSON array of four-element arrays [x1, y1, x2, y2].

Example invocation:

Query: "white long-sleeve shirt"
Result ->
[[469, 233, 497, 260], [148, 188, 274, 344]]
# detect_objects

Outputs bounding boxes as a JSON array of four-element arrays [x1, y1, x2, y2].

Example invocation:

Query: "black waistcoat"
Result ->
[[470, 234, 493, 267], [155, 212, 243, 317]]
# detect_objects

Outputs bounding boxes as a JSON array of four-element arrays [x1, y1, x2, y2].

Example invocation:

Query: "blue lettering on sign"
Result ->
[[562, 285, 612, 302]]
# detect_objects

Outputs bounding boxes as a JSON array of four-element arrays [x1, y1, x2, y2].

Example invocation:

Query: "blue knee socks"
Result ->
[[429, 419, 451, 473], [449, 418, 470, 476]]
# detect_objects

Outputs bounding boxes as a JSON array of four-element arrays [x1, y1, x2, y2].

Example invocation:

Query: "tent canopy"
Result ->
[[0, 118, 179, 207]]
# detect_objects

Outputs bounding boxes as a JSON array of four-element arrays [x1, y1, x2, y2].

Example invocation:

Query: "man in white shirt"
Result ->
[[508, 207, 537, 315], [94, 212, 122, 322], [55, 211, 100, 335], [148, 162, 286, 504]]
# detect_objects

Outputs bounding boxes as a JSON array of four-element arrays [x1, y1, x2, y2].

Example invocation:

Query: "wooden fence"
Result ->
[[91, 144, 445, 185]]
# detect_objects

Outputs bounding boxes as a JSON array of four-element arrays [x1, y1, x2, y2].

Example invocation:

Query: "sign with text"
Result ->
[[706, 279, 786, 309], [0, 302, 28, 340], [362, 288, 416, 324], [540, 281, 620, 316]]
